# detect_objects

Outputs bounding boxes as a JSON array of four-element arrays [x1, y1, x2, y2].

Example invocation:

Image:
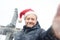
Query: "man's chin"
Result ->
[[27, 25, 34, 28]]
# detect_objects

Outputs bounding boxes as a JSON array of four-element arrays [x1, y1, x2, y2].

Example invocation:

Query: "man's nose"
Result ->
[[29, 19, 32, 22]]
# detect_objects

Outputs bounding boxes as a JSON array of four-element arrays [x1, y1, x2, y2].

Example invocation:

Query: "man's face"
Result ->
[[25, 14, 37, 28], [52, 16, 60, 39]]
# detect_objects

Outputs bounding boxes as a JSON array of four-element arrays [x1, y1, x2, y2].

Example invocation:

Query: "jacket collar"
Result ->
[[23, 21, 41, 32]]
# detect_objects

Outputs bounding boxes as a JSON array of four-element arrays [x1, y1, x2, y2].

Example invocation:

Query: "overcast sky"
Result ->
[[0, 0, 60, 30]]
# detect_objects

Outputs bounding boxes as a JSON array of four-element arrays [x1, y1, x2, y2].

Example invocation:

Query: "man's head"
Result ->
[[24, 13, 37, 28], [19, 9, 37, 28], [52, 4, 60, 39]]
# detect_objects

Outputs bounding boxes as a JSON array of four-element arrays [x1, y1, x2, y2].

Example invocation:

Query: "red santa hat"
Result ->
[[19, 8, 36, 23]]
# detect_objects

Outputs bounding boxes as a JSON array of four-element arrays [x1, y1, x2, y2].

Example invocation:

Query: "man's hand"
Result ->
[[52, 4, 60, 39]]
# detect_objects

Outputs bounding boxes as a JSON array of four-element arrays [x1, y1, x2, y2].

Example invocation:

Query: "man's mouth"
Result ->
[[28, 22, 34, 25]]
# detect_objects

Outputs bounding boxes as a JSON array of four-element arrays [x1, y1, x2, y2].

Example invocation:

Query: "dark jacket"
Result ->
[[40, 27, 60, 40], [14, 22, 45, 40]]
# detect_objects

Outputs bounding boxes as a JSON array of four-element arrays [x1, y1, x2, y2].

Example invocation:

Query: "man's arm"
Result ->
[[40, 4, 60, 40]]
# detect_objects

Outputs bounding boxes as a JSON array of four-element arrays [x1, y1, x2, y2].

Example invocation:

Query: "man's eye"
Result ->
[[31, 18, 34, 20], [27, 18, 30, 20]]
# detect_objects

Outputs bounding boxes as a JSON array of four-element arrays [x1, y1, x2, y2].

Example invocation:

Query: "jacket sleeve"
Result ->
[[40, 27, 57, 40]]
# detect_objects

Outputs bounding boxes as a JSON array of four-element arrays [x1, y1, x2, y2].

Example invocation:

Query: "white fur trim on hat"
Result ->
[[24, 11, 36, 18]]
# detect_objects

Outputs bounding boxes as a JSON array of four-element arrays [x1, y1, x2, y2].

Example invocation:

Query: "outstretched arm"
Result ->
[[40, 4, 60, 40]]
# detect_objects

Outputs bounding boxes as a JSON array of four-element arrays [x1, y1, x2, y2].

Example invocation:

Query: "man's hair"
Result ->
[[24, 14, 37, 20]]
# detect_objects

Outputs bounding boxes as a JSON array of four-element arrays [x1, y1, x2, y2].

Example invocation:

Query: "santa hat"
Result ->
[[19, 8, 36, 23]]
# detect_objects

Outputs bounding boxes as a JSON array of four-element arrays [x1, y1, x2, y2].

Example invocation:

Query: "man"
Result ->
[[14, 9, 45, 40], [41, 4, 60, 40]]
